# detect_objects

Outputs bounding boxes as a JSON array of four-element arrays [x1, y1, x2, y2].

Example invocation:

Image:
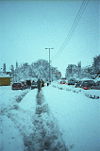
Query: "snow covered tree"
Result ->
[[51, 67, 61, 81], [3, 63, 6, 73], [65, 64, 78, 79], [10, 65, 14, 82], [92, 55, 100, 74], [31, 59, 61, 81], [13, 59, 61, 82], [31, 59, 50, 80], [16, 63, 31, 81], [16, 61, 18, 69], [81, 65, 93, 79], [78, 61, 81, 78]]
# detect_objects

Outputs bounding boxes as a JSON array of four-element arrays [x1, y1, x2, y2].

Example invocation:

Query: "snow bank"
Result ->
[[0, 86, 29, 151], [52, 81, 100, 99], [43, 85, 100, 151]]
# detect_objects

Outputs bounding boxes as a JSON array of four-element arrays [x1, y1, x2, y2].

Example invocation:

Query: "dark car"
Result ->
[[31, 81, 37, 89], [75, 81, 82, 88], [21, 81, 28, 89], [81, 80, 95, 90], [68, 79, 76, 85], [12, 82, 23, 90], [91, 81, 100, 90]]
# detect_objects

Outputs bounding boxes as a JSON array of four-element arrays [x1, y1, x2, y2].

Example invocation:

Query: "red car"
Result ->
[[12, 83, 23, 90], [81, 80, 95, 90], [60, 80, 66, 84], [83, 86, 90, 90]]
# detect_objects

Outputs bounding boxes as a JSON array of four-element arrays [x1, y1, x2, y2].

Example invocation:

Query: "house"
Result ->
[[0, 73, 12, 86]]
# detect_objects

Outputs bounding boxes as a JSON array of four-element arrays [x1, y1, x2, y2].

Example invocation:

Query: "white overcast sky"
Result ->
[[0, 0, 100, 75]]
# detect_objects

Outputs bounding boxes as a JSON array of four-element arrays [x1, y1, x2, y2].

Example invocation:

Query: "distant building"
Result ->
[[0, 73, 12, 86]]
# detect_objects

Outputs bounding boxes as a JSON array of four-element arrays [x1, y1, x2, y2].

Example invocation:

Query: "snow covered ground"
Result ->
[[0, 84, 100, 151]]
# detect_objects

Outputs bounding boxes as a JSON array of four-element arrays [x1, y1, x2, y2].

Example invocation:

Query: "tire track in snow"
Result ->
[[24, 90, 68, 151], [0, 90, 30, 150]]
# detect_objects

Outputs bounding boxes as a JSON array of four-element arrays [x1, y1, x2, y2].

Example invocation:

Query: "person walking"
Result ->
[[37, 79, 42, 91]]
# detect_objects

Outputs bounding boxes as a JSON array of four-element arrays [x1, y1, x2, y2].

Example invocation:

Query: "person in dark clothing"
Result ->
[[47, 80, 49, 86], [41, 80, 45, 87], [26, 80, 31, 88], [37, 79, 42, 91]]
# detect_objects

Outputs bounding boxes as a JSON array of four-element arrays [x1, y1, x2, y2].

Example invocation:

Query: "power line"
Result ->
[[54, 0, 89, 59]]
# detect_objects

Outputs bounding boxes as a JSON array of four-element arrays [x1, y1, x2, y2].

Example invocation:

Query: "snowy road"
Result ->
[[0, 85, 100, 151]]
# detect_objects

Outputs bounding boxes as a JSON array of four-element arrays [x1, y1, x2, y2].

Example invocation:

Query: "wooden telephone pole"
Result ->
[[45, 48, 54, 82]]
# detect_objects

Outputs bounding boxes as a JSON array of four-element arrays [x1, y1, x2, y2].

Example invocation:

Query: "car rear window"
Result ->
[[13, 83, 21, 86]]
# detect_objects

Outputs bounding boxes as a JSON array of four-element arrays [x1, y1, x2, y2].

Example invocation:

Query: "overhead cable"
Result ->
[[54, 0, 89, 59]]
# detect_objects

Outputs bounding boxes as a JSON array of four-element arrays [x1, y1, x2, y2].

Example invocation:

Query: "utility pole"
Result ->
[[45, 48, 54, 82]]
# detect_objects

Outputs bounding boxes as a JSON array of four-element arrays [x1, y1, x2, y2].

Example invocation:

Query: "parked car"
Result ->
[[81, 80, 95, 90], [91, 81, 100, 90], [75, 81, 82, 88], [60, 80, 66, 84], [21, 81, 28, 89], [68, 79, 76, 85], [12, 82, 23, 90], [31, 81, 38, 89]]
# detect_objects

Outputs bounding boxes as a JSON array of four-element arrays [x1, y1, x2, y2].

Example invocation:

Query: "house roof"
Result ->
[[0, 73, 11, 78]]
